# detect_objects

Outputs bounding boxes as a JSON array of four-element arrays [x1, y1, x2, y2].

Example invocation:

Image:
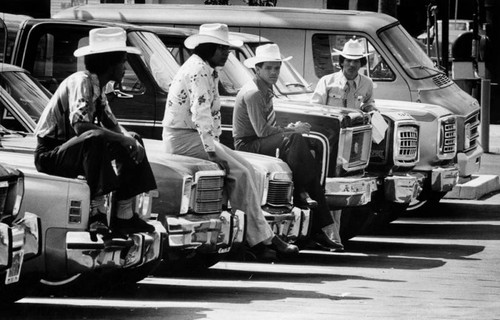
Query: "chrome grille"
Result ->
[[440, 117, 457, 155], [0, 182, 7, 217], [193, 175, 224, 214], [432, 74, 453, 87], [396, 125, 419, 164], [464, 111, 480, 152], [266, 180, 293, 207]]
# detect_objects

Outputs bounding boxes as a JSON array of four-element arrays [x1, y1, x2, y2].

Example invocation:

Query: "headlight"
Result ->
[[180, 176, 193, 214]]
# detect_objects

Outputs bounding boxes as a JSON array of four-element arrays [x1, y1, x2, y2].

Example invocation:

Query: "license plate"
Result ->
[[5, 250, 24, 285]]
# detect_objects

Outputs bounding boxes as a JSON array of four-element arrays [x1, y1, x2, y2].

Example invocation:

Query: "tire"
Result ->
[[406, 191, 447, 213]]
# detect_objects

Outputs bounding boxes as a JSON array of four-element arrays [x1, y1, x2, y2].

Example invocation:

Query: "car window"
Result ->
[[311, 33, 395, 81]]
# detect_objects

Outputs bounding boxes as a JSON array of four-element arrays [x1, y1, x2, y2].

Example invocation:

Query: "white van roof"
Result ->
[[53, 4, 399, 33]]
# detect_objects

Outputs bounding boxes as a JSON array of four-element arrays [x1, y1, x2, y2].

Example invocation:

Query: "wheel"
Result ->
[[339, 206, 377, 242], [406, 191, 447, 213]]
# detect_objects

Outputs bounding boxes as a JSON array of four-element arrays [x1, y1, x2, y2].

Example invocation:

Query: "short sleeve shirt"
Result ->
[[162, 54, 221, 153], [35, 71, 118, 142], [310, 71, 375, 110]]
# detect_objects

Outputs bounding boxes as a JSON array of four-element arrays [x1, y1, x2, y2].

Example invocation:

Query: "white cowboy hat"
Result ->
[[243, 43, 292, 68], [332, 39, 371, 60], [74, 27, 141, 57], [184, 23, 243, 49]]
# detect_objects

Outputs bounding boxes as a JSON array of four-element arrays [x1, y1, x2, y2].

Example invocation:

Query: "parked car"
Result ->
[[0, 159, 41, 303], [2, 17, 377, 240], [57, 4, 481, 185]]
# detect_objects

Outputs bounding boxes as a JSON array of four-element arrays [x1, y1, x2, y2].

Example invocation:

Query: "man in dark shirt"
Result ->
[[233, 44, 344, 252], [35, 27, 156, 236]]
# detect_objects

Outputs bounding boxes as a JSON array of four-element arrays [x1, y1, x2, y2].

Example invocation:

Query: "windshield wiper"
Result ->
[[0, 125, 27, 137], [409, 64, 447, 76], [285, 82, 306, 88]]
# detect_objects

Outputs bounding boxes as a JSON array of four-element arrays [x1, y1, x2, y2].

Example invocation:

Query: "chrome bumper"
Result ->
[[165, 210, 245, 253], [324, 176, 378, 207], [1, 212, 41, 284], [66, 220, 165, 272], [430, 166, 460, 192], [264, 206, 310, 240], [457, 145, 483, 177], [383, 175, 422, 203]]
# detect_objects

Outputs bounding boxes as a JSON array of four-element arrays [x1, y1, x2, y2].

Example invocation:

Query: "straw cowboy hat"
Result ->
[[74, 27, 141, 57], [184, 23, 243, 49], [243, 43, 292, 68], [332, 39, 371, 60]]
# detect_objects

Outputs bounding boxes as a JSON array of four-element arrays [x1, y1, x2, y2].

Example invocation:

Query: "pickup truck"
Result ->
[[0, 161, 41, 303], [1, 17, 374, 240]]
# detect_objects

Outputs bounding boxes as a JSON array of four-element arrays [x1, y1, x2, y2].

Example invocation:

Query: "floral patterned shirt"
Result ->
[[162, 54, 221, 153], [35, 71, 118, 142]]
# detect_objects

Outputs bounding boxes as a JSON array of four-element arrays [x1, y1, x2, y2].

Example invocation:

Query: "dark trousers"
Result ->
[[34, 130, 157, 201], [236, 132, 333, 233]]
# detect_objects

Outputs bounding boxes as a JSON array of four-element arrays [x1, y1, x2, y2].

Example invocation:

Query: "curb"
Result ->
[[444, 174, 500, 200]]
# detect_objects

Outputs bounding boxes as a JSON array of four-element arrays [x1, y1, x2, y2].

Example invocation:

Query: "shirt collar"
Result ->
[[87, 72, 102, 102], [339, 71, 360, 89], [254, 75, 274, 98]]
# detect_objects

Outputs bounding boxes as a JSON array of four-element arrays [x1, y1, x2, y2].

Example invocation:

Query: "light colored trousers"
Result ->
[[163, 128, 274, 247]]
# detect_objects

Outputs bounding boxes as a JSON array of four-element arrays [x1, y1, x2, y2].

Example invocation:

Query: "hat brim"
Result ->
[[331, 48, 371, 59], [184, 34, 243, 49], [74, 45, 142, 57], [244, 55, 292, 68]]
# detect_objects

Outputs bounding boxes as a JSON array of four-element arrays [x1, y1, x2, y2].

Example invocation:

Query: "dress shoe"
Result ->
[[88, 211, 109, 234], [270, 236, 300, 255], [312, 232, 344, 252], [297, 192, 318, 209], [248, 243, 278, 262]]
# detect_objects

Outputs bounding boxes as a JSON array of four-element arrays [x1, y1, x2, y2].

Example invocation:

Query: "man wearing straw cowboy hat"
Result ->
[[35, 27, 156, 236], [162, 23, 299, 262], [311, 38, 378, 113], [233, 43, 344, 252], [311, 38, 382, 250]]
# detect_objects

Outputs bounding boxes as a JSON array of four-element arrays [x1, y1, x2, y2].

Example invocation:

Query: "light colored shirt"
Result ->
[[35, 71, 118, 141], [233, 76, 284, 145], [162, 54, 221, 153], [310, 71, 375, 111]]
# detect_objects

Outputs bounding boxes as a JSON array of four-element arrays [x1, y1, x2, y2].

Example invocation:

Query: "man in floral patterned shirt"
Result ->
[[162, 23, 299, 262]]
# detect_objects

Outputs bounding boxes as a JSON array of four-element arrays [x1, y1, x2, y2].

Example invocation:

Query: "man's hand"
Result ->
[[207, 151, 230, 174], [123, 136, 145, 164], [361, 104, 378, 113], [288, 121, 311, 134]]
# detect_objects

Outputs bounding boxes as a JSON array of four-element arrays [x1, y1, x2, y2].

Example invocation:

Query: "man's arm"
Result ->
[[245, 92, 283, 138]]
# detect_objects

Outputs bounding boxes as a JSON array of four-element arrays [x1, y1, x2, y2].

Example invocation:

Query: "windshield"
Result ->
[[128, 31, 180, 91], [379, 25, 439, 79], [218, 53, 254, 96], [0, 71, 48, 121], [274, 60, 313, 95]]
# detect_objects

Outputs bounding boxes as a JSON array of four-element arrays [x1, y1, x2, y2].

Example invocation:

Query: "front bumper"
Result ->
[[383, 174, 422, 204], [66, 220, 165, 273], [411, 165, 460, 195], [1, 212, 41, 284], [164, 210, 245, 254], [324, 176, 378, 207], [263, 206, 310, 240], [457, 145, 483, 177]]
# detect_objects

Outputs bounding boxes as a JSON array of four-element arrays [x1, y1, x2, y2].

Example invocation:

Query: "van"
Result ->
[[54, 4, 482, 181]]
